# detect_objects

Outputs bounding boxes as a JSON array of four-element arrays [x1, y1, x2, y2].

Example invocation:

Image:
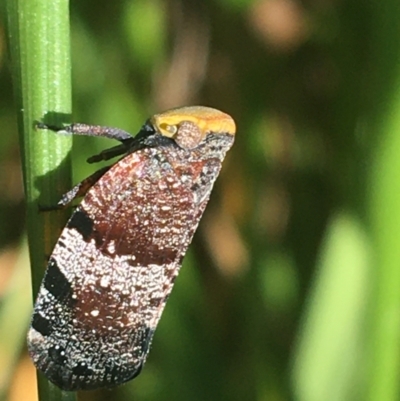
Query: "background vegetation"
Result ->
[[1, 0, 400, 400]]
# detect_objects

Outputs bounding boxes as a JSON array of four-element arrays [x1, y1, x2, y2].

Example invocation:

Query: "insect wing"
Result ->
[[28, 146, 214, 391]]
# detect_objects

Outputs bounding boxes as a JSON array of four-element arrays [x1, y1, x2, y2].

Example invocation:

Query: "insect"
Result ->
[[28, 106, 236, 391]]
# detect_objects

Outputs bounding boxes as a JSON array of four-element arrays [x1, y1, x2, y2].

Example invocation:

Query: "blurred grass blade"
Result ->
[[363, 0, 400, 399], [292, 212, 369, 401], [367, 85, 400, 401]]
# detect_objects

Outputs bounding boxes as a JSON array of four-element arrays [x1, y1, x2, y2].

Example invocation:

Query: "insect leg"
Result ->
[[37, 122, 136, 163], [40, 166, 111, 211], [86, 143, 130, 164], [37, 122, 133, 142]]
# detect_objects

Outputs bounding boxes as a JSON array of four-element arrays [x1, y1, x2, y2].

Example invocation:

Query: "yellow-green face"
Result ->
[[150, 106, 236, 141]]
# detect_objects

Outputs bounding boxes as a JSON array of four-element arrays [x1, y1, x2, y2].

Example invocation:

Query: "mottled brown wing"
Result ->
[[28, 145, 217, 391]]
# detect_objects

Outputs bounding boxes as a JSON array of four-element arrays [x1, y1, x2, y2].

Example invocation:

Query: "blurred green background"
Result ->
[[2, 0, 400, 400]]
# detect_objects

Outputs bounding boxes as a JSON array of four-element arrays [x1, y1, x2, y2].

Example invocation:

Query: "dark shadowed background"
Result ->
[[1, 0, 400, 400]]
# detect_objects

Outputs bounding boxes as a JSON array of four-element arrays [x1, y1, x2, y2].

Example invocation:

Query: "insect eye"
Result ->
[[174, 121, 203, 149], [159, 123, 178, 137]]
